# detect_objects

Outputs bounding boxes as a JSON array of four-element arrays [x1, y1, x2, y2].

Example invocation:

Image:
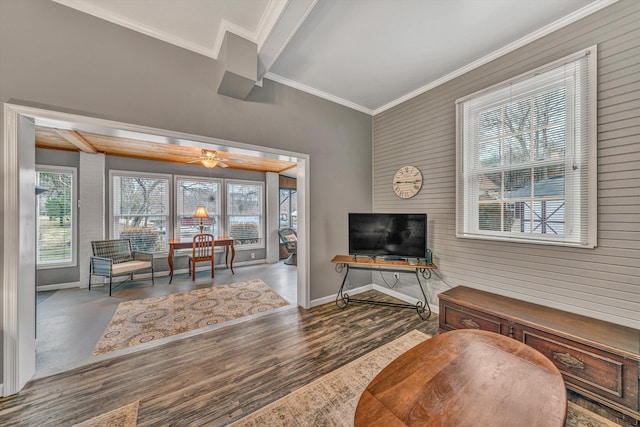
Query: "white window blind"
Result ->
[[111, 172, 170, 252], [456, 47, 597, 247], [176, 176, 222, 239], [227, 180, 264, 247], [36, 166, 76, 267]]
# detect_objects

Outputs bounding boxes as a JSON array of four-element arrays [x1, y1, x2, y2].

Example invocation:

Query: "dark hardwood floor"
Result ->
[[2, 290, 634, 426], [2, 291, 439, 426]]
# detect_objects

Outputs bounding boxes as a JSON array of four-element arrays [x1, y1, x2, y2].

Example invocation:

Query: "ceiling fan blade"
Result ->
[[217, 161, 229, 168], [186, 159, 202, 164]]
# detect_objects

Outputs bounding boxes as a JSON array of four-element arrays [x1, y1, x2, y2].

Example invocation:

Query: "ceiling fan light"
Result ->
[[201, 159, 218, 168]]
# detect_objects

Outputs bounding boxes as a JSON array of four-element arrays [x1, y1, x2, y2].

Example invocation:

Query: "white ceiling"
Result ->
[[53, 0, 612, 115]]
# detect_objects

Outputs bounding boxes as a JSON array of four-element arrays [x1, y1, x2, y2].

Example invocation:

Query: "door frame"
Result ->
[[2, 102, 310, 396]]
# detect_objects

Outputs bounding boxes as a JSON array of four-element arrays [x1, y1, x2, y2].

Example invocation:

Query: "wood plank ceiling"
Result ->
[[35, 126, 297, 174]]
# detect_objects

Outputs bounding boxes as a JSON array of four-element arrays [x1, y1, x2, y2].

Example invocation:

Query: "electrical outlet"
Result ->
[[393, 273, 400, 279], [250, 252, 256, 259]]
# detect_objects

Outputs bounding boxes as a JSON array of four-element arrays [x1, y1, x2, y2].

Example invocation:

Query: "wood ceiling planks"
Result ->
[[35, 126, 296, 173]]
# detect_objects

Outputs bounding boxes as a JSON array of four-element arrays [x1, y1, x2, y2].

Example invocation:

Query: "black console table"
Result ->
[[331, 255, 437, 319]]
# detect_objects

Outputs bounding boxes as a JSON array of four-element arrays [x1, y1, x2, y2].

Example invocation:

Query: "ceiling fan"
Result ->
[[188, 149, 231, 168]]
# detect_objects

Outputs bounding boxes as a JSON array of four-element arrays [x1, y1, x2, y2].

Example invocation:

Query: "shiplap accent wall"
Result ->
[[373, 0, 639, 328]]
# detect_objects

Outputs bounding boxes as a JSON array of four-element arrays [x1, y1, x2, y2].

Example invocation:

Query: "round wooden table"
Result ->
[[355, 329, 567, 427]]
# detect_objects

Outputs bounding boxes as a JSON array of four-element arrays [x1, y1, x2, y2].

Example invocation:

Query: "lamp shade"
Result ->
[[193, 206, 209, 218]]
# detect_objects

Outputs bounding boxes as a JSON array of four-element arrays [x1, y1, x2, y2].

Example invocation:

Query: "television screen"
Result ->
[[348, 213, 427, 259]]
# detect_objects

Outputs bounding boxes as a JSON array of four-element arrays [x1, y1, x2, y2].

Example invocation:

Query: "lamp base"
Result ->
[[199, 224, 205, 234]]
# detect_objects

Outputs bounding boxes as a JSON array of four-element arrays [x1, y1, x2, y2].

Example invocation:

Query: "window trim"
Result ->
[[226, 179, 265, 250], [455, 46, 597, 248], [109, 170, 173, 253], [35, 165, 77, 269]]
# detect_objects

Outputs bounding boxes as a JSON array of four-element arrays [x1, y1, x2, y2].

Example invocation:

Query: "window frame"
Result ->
[[35, 165, 77, 269], [226, 179, 265, 250], [455, 47, 597, 248], [109, 170, 172, 253]]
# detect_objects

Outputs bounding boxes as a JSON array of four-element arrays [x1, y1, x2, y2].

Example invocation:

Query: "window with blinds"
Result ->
[[227, 180, 264, 248], [456, 47, 597, 247], [36, 166, 76, 267], [111, 172, 170, 252], [176, 176, 222, 239]]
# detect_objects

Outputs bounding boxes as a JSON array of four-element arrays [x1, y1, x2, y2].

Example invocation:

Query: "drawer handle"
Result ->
[[461, 318, 480, 329], [553, 352, 584, 370]]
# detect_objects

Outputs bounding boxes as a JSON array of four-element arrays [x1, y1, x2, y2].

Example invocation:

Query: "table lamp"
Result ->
[[193, 206, 209, 233]]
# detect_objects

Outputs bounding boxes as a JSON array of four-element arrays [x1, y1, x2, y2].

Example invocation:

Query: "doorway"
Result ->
[[3, 103, 310, 395]]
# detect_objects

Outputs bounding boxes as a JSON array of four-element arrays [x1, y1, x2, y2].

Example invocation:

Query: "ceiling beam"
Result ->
[[54, 129, 98, 153]]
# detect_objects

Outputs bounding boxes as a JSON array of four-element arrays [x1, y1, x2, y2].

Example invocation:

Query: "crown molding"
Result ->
[[372, 0, 618, 115], [263, 72, 373, 115]]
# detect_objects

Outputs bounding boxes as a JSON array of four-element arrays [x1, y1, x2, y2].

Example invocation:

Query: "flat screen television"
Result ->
[[348, 213, 427, 259]]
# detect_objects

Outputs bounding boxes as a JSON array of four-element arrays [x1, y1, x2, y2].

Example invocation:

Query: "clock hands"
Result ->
[[395, 180, 422, 184]]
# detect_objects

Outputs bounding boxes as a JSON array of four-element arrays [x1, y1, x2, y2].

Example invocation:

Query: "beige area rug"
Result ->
[[93, 279, 289, 356], [72, 401, 139, 427], [231, 330, 623, 427]]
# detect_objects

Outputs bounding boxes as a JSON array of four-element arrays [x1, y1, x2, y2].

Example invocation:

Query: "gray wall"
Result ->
[[373, 0, 639, 328], [0, 0, 372, 381]]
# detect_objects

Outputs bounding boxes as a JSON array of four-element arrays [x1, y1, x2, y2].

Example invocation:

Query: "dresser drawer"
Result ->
[[522, 328, 639, 412], [439, 302, 509, 336]]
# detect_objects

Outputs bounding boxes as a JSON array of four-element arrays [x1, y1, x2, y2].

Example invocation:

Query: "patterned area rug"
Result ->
[[231, 330, 623, 427], [72, 401, 139, 427], [93, 279, 289, 355]]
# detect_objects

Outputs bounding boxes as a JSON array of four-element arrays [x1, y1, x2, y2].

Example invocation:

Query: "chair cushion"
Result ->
[[111, 260, 152, 275]]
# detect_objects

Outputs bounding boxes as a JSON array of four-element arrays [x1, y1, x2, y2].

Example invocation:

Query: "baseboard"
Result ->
[[310, 284, 440, 315], [310, 284, 373, 307], [37, 281, 81, 292]]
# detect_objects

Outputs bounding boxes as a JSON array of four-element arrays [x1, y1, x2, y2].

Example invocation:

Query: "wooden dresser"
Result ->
[[438, 286, 640, 422]]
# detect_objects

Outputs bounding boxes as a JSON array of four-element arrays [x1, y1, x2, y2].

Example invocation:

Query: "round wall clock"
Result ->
[[393, 165, 423, 199]]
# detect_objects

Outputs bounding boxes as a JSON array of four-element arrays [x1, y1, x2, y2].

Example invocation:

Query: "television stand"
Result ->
[[330, 255, 437, 319]]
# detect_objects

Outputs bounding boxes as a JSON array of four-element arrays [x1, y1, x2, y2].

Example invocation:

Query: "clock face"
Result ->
[[393, 165, 422, 199]]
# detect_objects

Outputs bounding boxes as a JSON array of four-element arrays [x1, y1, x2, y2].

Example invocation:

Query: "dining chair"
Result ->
[[189, 233, 215, 280]]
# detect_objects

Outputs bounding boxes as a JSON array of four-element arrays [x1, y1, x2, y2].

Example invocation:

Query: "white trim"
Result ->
[[263, 72, 374, 115], [255, 0, 290, 49], [37, 281, 81, 292], [373, 0, 616, 115], [309, 284, 373, 307], [3, 104, 22, 396]]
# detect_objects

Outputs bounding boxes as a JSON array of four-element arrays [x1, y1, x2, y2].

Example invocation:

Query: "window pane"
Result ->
[[478, 107, 502, 140], [504, 134, 531, 164], [535, 125, 565, 161], [479, 172, 501, 201], [533, 165, 564, 198], [479, 140, 501, 168], [504, 98, 531, 134], [177, 178, 221, 239], [505, 169, 531, 199], [535, 87, 566, 127], [227, 182, 264, 246], [113, 175, 169, 252], [36, 170, 74, 265]]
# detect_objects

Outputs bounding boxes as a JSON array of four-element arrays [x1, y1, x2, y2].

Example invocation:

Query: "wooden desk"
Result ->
[[168, 237, 235, 284], [331, 255, 437, 319], [355, 329, 567, 427]]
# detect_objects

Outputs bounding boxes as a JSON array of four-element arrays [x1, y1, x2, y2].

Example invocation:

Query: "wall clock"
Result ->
[[393, 165, 422, 199]]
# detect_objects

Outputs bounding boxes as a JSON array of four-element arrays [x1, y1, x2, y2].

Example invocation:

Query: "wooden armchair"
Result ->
[[189, 234, 215, 280], [89, 239, 154, 295]]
